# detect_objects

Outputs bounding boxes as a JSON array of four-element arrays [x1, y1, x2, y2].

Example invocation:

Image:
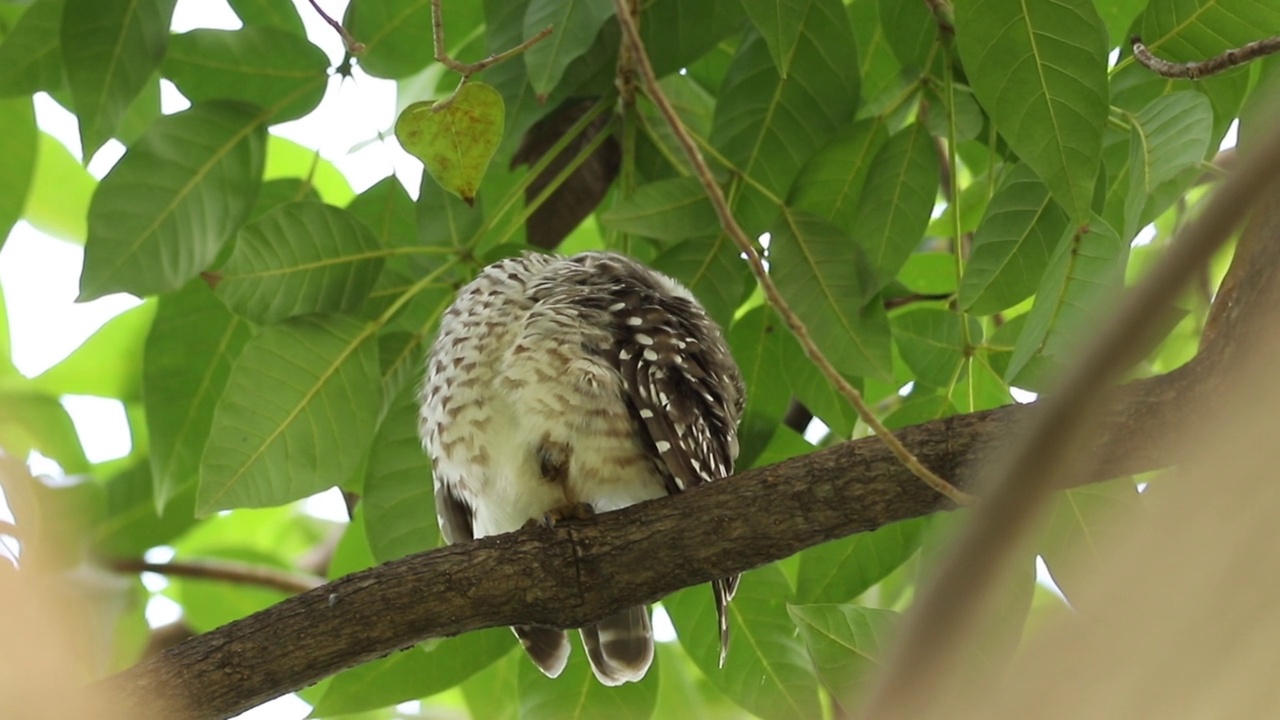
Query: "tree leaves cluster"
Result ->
[[0, 0, 1275, 718]]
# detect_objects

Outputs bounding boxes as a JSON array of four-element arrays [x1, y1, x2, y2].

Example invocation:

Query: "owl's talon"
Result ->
[[542, 502, 595, 527]]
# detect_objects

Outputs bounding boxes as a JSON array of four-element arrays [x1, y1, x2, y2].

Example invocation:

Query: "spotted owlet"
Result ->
[[419, 251, 745, 685]]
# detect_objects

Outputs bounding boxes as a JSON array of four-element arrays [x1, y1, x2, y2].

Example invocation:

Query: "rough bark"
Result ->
[[103, 361, 1202, 720]]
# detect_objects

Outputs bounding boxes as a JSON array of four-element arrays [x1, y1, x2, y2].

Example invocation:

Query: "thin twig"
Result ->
[[431, 0, 552, 78], [1131, 34, 1280, 79], [305, 0, 364, 54], [862, 96, 1280, 719], [108, 558, 324, 595], [611, 0, 973, 506]]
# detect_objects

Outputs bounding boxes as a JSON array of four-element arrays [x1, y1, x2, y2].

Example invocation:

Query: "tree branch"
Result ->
[[107, 558, 324, 595], [103, 360, 1204, 720]]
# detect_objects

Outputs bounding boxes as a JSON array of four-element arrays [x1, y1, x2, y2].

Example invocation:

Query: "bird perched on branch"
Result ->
[[419, 251, 744, 685]]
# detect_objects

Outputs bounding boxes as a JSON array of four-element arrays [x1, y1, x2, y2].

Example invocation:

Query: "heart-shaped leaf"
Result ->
[[396, 81, 504, 204]]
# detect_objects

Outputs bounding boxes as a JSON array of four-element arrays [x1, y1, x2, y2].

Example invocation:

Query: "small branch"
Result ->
[[1131, 35, 1280, 79], [305, 0, 364, 55], [611, 0, 973, 506], [432, 0, 552, 78], [108, 558, 324, 596], [923, 0, 955, 37]]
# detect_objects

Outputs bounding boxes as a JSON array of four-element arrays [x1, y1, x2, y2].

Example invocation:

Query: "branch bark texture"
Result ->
[[105, 364, 1202, 720]]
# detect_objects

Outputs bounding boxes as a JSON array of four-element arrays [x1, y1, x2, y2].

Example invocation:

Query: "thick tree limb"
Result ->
[[103, 361, 1202, 720]]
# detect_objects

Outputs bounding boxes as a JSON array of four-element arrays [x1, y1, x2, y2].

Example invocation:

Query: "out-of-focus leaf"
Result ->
[[23, 132, 94, 244], [60, 0, 177, 157], [215, 202, 384, 324], [960, 163, 1070, 315], [32, 300, 156, 400], [789, 604, 899, 710], [79, 102, 266, 300], [145, 282, 251, 513], [667, 565, 820, 720], [878, 0, 936, 69], [198, 315, 382, 514], [795, 518, 926, 604], [164, 27, 329, 123], [770, 210, 892, 380], [518, 632, 659, 720], [0, 0, 65, 98], [955, 0, 1109, 221], [1040, 477, 1140, 601], [265, 135, 354, 205], [0, 391, 88, 472], [461, 651, 520, 720], [729, 307, 795, 468], [0, 96, 36, 251], [171, 547, 292, 633], [363, 384, 439, 564], [93, 461, 196, 556], [398, 82, 504, 204], [228, 0, 306, 35]]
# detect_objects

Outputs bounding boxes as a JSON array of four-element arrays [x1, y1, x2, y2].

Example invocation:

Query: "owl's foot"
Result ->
[[523, 502, 595, 530]]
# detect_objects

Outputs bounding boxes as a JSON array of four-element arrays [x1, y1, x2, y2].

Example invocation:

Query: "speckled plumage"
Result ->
[[419, 251, 744, 685]]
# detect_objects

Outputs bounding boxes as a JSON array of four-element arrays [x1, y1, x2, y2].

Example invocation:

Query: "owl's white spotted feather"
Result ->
[[420, 251, 744, 684]]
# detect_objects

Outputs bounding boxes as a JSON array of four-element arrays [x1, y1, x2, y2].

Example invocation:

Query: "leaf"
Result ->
[[461, 651, 520, 720], [347, 177, 418, 254], [639, 0, 743, 79], [397, 82, 504, 204], [198, 315, 382, 514], [1120, 92, 1213, 239], [892, 309, 972, 388], [314, 628, 514, 715], [265, 135, 354, 205], [363, 384, 439, 564], [1006, 219, 1126, 383], [739, 0, 811, 77], [0, 0, 64, 98], [60, 0, 177, 158], [877, 0, 936, 69], [93, 461, 196, 556], [649, 234, 749, 329], [227, 0, 306, 36], [954, 0, 1109, 222], [0, 97, 36, 251], [79, 101, 267, 300], [788, 604, 898, 710], [1039, 477, 1139, 601], [24, 132, 94, 244], [345, 0, 483, 79], [788, 118, 888, 236], [795, 517, 926, 604], [850, 122, 940, 295], [770, 210, 892, 380], [145, 282, 251, 513], [163, 27, 329, 123], [959, 163, 1070, 316], [32, 301, 157, 399], [599, 177, 720, 242], [522, 0, 615, 98], [666, 565, 820, 720], [728, 307, 796, 468], [0, 391, 88, 472], [711, 0, 860, 233], [215, 202, 385, 324], [518, 633, 659, 720]]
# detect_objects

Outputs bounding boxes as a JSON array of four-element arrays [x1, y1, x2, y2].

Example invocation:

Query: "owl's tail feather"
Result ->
[[581, 605, 654, 686], [513, 625, 571, 679], [714, 574, 740, 668]]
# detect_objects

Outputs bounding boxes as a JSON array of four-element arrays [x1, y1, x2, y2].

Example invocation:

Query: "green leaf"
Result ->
[[60, 0, 177, 157], [959, 163, 1070, 316], [93, 461, 196, 556], [712, 0, 860, 233], [788, 604, 898, 710], [1120, 92, 1213, 239], [788, 118, 888, 236], [892, 309, 972, 388], [795, 517, 926, 604], [461, 651, 520, 720], [522, 0, 615, 98], [0, 0, 64, 98], [24, 132, 94, 244], [314, 628, 514, 715], [1006, 219, 1125, 384], [363, 384, 439, 564], [32, 300, 156, 399], [265, 135, 354, 205], [1039, 477, 1139, 601], [955, 0, 1109, 222], [667, 565, 819, 720], [0, 97, 36, 251], [739, 0, 810, 77], [639, 0, 743, 79], [79, 101, 266, 300], [649, 234, 748, 329], [1092, 0, 1146, 47], [770, 210, 892, 380], [198, 315, 382, 514], [850, 122, 940, 295], [397, 82, 504, 204], [848, 0, 903, 110], [347, 177, 419, 255], [877, 0, 936, 69], [345, 0, 482, 79], [728, 307, 795, 468], [145, 282, 251, 513], [215, 202, 384, 324], [0, 391, 88, 472], [163, 27, 329, 123], [227, 0, 306, 36], [518, 633, 659, 720], [599, 177, 720, 242]]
